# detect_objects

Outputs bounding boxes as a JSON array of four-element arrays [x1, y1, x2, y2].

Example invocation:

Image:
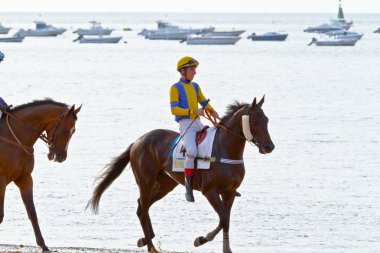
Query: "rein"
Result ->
[[203, 108, 260, 147], [0, 109, 67, 155]]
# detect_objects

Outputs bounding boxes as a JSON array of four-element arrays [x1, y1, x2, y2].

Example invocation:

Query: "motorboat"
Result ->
[[147, 30, 190, 40], [0, 23, 11, 34], [73, 35, 122, 44], [374, 28, 380, 33], [74, 21, 113, 36], [183, 35, 241, 45], [324, 30, 363, 40], [304, 23, 346, 33], [0, 32, 25, 42], [247, 32, 288, 41], [139, 20, 215, 40], [308, 37, 359, 46], [18, 21, 66, 37], [156, 20, 214, 34], [205, 30, 245, 37], [305, 0, 353, 33]]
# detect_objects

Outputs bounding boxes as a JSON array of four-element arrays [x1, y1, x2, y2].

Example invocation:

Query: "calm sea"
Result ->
[[0, 12, 379, 253]]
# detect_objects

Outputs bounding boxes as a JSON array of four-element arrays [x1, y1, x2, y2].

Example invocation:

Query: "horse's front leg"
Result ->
[[0, 180, 5, 223], [194, 189, 232, 253], [15, 175, 50, 253], [221, 191, 236, 253]]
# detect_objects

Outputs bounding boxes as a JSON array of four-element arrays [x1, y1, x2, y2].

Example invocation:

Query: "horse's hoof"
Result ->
[[42, 250, 51, 253], [149, 248, 160, 253], [194, 236, 207, 247], [137, 237, 147, 247]]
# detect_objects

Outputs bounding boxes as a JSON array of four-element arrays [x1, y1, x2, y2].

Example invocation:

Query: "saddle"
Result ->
[[196, 126, 209, 145], [171, 126, 218, 172]]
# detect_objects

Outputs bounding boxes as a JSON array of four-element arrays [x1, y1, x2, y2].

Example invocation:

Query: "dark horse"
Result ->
[[88, 96, 274, 253], [0, 99, 81, 252]]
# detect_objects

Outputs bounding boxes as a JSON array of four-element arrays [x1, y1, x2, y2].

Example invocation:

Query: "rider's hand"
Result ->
[[193, 108, 205, 117], [211, 110, 220, 119]]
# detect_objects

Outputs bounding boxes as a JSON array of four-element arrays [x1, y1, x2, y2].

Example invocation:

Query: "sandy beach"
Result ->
[[0, 244, 188, 253]]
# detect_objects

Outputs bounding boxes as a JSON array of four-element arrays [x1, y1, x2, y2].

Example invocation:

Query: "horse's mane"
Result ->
[[10, 98, 68, 112], [220, 101, 248, 125]]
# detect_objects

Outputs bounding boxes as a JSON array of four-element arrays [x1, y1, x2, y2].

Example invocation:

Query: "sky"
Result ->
[[1, 0, 380, 13]]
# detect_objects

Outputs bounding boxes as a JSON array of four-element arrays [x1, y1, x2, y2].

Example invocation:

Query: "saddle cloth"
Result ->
[[171, 126, 217, 172]]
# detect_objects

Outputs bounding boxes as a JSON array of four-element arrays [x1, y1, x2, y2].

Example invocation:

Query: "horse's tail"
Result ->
[[87, 143, 134, 214]]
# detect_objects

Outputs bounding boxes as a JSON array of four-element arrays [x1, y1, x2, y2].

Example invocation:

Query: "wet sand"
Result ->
[[0, 244, 188, 253]]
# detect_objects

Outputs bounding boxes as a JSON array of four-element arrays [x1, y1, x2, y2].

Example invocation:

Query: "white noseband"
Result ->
[[242, 115, 253, 142]]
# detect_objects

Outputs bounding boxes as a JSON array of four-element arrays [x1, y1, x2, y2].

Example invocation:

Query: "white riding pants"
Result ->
[[178, 118, 204, 169]]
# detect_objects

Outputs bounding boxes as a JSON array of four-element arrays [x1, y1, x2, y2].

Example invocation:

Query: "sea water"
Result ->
[[0, 12, 379, 253]]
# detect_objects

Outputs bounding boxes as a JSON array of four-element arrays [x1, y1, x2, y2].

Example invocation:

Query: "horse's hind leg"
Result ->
[[15, 175, 50, 252], [136, 178, 160, 253], [137, 171, 179, 248]]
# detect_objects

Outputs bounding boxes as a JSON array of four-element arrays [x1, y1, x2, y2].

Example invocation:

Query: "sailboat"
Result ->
[[330, 0, 353, 30]]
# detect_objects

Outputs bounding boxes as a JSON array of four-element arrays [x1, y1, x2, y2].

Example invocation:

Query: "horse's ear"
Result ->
[[68, 104, 75, 113], [251, 97, 257, 109], [257, 95, 265, 107], [74, 104, 82, 114]]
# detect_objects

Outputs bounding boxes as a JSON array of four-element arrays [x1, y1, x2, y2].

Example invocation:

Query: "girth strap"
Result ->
[[196, 156, 244, 164]]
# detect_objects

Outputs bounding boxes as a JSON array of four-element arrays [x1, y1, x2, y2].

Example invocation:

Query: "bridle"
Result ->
[[0, 109, 68, 155], [204, 107, 260, 148]]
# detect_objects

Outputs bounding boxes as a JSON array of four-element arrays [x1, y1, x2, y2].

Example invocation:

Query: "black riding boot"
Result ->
[[185, 175, 195, 202]]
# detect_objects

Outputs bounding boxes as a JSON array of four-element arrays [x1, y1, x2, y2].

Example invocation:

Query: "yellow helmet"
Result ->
[[177, 56, 199, 71]]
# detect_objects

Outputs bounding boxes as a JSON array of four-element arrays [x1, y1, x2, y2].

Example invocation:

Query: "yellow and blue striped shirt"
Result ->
[[170, 78, 213, 122]]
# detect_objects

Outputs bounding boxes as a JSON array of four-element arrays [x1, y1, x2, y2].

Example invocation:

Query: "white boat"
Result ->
[[325, 30, 364, 40], [205, 30, 245, 37], [305, 0, 353, 33], [156, 20, 214, 34], [0, 32, 25, 42], [18, 21, 66, 37], [308, 37, 359, 46], [74, 21, 113, 36], [73, 35, 122, 44], [304, 23, 345, 33], [0, 23, 11, 34], [247, 32, 288, 41], [147, 30, 190, 40], [184, 35, 241, 45], [139, 20, 215, 40]]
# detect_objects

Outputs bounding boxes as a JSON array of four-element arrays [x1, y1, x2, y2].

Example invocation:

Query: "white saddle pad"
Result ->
[[172, 126, 217, 172]]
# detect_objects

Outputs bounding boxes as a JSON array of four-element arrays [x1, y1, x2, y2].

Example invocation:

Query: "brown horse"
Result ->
[[88, 96, 274, 253], [0, 99, 81, 252]]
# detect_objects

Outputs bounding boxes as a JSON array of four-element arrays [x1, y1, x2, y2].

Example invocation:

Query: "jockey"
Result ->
[[169, 56, 219, 202], [0, 52, 7, 117]]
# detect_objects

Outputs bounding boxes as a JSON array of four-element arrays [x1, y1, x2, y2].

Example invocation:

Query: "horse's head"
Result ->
[[46, 104, 81, 163], [242, 96, 275, 154]]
